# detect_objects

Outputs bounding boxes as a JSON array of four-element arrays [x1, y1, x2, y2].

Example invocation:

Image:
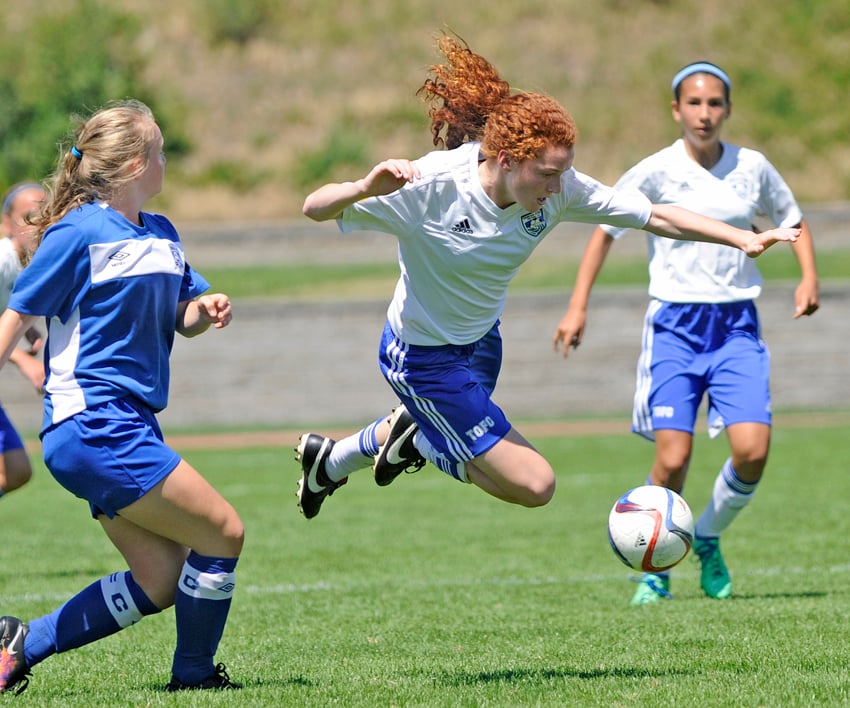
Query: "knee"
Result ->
[[522, 467, 556, 508], [2, 454, 33, 492], [733, 446, 768, 470], [4, 466, 32, 492], [221, 514, 245, 557]]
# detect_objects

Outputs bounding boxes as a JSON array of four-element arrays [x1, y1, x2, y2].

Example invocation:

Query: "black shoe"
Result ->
[[0, 616, 30, 695], [373, 405, 426, 487], [165, 662, 241, 691], [295, 433, 347, 519]]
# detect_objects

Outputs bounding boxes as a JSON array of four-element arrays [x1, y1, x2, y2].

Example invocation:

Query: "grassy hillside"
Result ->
[[4, 0, 849, 222]]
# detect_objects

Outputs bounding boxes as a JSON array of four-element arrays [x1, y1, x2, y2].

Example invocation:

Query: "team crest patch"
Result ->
[[520, 210, 547, 238], [169, 243, 185, 272]]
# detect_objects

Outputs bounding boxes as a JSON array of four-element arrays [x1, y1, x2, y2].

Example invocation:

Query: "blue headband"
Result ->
[[671, 62, 731, 95], [2, 182, 43, 216]]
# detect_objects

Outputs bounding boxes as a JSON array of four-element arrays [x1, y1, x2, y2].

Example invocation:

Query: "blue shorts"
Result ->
[[378, 321, 511, 481], [0, 406, 24, 454], [41, 397, 182, 518], [633, 300, 771, 441]]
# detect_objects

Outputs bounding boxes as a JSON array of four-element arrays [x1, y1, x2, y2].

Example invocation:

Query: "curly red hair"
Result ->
[[417, 34, 577, 161]]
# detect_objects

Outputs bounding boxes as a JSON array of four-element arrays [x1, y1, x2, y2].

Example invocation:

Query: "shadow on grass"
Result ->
[[438, 665, 693, 686], [730, 590, 828, 601]]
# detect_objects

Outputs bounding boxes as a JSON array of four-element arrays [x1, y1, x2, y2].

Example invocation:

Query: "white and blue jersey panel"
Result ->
[[8, 204, 209, 428]]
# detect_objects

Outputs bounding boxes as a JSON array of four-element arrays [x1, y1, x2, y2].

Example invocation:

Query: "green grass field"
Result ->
[[3, 423, 849, 705]]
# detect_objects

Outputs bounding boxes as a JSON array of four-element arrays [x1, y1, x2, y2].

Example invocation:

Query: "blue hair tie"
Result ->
[[671, 62, 731, 95], [71, 146, 83, 159]]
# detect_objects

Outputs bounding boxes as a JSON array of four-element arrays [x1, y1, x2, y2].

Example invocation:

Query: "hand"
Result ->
[[363, 159, 421, 197], [793, 279, 820, 319], [24, 327, 42, 355], [552, 309, 586, 359], [743, 227, 800, 257], [196, 293, 232, 329]]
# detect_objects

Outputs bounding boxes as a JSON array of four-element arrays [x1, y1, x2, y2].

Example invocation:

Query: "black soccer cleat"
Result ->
[[165, 662, 241, 691], [295, 433, 347, 519], [373, 404, 426, 487], [0, 616, 31, 695]]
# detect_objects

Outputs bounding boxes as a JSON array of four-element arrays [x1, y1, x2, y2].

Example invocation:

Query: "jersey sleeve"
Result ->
[[144, 212, 210, 302], [756, 156, 803, 227], [181, 263, 210, 301], [561, 169, 653, 234], [339, 181, 429, 236], [597, 160, 660, 240], [9, 221, 89, 322]]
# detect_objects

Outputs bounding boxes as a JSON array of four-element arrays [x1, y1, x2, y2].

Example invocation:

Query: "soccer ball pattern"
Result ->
[[607, 485, 695, 572]]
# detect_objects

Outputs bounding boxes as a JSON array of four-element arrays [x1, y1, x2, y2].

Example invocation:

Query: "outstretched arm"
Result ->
[[553, 226, 614, 358], [302, 159, 421, 221], [646, 204, 799, 256]]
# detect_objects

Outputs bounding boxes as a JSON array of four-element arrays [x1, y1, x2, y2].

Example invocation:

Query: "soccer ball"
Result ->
[[607, 485, 694, 572]]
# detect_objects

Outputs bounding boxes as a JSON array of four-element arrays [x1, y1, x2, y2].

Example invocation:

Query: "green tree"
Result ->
[[0, 0, 188, 189]]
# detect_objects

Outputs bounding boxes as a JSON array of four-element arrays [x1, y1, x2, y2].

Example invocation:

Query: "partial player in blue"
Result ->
[[553, 62, 819, 604], [0, 183, 48, 501], [0, 100, 243, 694], [294, 36, 800, 521]]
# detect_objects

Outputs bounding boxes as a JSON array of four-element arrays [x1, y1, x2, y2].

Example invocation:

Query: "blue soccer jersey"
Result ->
[[9, 202, 209, 428]]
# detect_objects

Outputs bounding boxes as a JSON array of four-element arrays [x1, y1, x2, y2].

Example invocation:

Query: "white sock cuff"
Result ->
[[100, 572, 144, 628], [178, 561, 236, 601]]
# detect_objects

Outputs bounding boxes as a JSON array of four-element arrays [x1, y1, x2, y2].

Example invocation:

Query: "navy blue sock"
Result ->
[[24, 571, 159, 667], [171, 551, 238, 685]]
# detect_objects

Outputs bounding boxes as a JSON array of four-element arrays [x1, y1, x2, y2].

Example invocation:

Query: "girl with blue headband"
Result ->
[[554, 61, 819, 605]]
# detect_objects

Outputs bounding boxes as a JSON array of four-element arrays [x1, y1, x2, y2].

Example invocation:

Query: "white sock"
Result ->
[[695, 458, 758, 538], [324, 417, 383, 482], [413, 431, 468, 483]]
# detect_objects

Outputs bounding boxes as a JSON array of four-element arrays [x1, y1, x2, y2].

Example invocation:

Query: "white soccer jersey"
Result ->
[[0, 237, 22, 312], [340, 141, 652, 345], [603, 138, 803, 303]]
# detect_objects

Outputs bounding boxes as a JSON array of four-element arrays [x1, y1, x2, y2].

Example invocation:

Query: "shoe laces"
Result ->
[[645, 575, 672, 599], [631, 574, 672, 599], [211, 663, 238, 689]]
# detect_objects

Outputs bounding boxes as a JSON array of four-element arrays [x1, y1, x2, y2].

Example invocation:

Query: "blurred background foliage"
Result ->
[[1, 0, 847, 222]]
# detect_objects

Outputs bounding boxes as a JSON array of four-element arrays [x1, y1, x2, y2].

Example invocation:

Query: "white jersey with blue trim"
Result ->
[[340, 141, 652, 345], [9, 202, 209, 427], [603, 138, 803, 303]]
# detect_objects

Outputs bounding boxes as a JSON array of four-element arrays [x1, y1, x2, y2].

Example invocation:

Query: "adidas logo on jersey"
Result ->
[[450, 218, 474, 234]]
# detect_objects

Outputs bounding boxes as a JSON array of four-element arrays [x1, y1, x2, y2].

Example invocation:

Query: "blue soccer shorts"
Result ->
[[41, 397, 182, 518], [378, 321, 511, 481], [632, 299, 771, 441], [0, 406, 25, 454]]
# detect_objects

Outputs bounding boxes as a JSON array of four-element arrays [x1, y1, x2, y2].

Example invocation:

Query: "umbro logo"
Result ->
[[450, 218, 474, 234]]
